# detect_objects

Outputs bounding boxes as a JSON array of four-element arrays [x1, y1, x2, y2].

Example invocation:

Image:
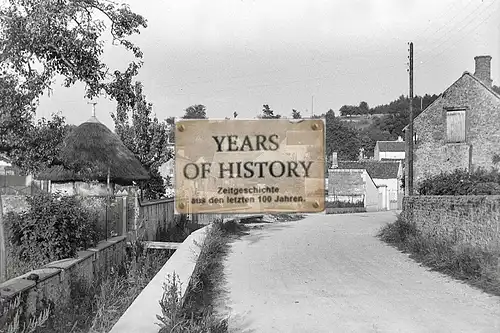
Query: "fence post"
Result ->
[[122, 196, 127, 236], [134, 189, 139, 241], [0, 196, 6, 282]]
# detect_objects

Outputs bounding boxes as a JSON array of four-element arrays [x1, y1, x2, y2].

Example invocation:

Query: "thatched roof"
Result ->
[[37, 116, 150, 185]]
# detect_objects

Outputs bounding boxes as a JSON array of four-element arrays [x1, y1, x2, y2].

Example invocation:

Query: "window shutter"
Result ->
[[446, 110, 466, 143]]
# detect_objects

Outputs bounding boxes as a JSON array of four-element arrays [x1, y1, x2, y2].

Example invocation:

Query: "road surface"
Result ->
[[216, 211, 500, 333]]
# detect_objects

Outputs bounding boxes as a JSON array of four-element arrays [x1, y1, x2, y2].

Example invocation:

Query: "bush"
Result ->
[[417, 168, 500, 195], [7, 192, 100, 266], [325, 200, 364, 208]]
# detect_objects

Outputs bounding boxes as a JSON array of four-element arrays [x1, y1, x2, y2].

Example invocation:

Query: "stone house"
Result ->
[[374, 137, 405, 160], [404, 55, 500, 194]]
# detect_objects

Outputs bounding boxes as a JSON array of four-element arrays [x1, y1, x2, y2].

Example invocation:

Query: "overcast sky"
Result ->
[[36, 0, 500, 131]]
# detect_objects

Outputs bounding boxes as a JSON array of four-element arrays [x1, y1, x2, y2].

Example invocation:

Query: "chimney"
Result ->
[[331, 152, 338, 169], [474, 55, 492, 87]]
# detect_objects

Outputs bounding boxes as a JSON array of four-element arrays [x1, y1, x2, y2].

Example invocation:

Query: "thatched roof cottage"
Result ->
[[37, 115, 149, 196]]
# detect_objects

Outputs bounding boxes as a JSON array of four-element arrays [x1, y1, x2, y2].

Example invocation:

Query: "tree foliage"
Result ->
[[313, 109, 361, 161], [259, 104, 281, 119], [0, 0, 147, 101], [7, 113, 76, 175], [493, 85, 500, 95], [112, 82, 171, 200], [182, 104, 207, 119], [291, 109, 302, 119]]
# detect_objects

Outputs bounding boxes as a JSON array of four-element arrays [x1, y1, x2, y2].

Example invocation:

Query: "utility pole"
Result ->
[[311, 95, 314, 118], [408, 42, 414, 196]]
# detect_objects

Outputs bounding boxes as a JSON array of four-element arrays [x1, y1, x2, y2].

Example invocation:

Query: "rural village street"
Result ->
[[216, 212, 500, 333]]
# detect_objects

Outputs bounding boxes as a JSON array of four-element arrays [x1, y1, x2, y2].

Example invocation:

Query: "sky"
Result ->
[[36, 0, 500, 131]]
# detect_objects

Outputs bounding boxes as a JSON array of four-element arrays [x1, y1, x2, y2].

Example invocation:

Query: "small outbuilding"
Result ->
[[37, 115, 149, 196]]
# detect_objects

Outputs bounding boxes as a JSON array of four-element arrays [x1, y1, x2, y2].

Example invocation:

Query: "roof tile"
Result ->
[[377, 141, 405, 152], [337, 160, 400, 179]]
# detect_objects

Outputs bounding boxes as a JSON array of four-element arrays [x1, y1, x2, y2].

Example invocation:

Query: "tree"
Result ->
[[7, 113, 76, 175], [0, 0, 147, 281], [0, 0, 147, 102], [259, 104, 281, 119], [359, 101, 369, 114], [291, 109, 302, 119], [493, 85, 500, 95], [183, 105, 207, 119], [112, 82, 171, 200], [315, 109, 361, 161]]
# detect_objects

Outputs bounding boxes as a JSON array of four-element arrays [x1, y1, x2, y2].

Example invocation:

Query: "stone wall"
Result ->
[[407, 73, 500, 188], [403, 195, 500, 248], [0, 236, 126, 321], [328, 169, 365, 197]]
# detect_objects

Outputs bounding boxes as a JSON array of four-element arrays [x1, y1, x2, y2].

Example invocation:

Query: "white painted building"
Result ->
[[374, 137, 405, 161]]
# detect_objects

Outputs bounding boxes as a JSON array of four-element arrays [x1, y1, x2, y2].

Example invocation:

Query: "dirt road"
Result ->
[[216, 211, 500, 333]]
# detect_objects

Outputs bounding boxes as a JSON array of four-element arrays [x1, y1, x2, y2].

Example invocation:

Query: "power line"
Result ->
[[415, 0, 496, 66], [167, 62, 403, 97], [412, 0, 476, 44], [415, 3, 498, 70]]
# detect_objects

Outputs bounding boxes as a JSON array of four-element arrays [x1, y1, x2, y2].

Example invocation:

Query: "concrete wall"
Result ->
[[52, 182, 113, 196], [373, 178, 398, 192], [0, 236, 126, 320], [1, 195, 29, 214], [364, 172, 379, 212], [407, 74, 500, 188], [403, 196, 500, 248], [109, 225, 210, 333], [377, 151, 405, 160]]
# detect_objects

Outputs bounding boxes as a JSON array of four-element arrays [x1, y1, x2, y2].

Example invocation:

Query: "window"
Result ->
[[446, 109, 466, 143]]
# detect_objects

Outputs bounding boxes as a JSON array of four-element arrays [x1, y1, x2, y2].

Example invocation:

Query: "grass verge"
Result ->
[[156, 219, 249, 333], [378, 214, 500, 296]]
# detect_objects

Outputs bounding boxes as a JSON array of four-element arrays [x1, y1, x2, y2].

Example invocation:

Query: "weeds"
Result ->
[[0, 295, 50, 333], [378, 214, 500, 296], [156, 220, 246, 333]]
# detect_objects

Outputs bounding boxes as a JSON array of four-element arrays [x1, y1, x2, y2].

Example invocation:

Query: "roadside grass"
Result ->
[[157, 219, 249, 333], [378, 214, 500, 296]]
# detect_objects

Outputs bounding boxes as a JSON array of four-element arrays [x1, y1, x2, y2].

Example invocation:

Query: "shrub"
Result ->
[[417, 168, 500, 195], [7, 192, 100, 266], [325, 200, 364, 208]]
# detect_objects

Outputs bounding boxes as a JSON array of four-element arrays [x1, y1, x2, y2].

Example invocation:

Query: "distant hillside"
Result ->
[[338, 114, 392, 130]]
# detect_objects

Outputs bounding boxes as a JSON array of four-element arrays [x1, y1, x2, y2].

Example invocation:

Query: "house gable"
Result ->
[[408, 71, 500, 183]]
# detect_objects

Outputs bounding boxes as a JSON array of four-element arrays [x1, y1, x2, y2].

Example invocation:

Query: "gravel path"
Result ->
[[216, 211, 500, 333]]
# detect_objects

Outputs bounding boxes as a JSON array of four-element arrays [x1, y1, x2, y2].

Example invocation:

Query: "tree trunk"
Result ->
[[0, 195, 6, 282]]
